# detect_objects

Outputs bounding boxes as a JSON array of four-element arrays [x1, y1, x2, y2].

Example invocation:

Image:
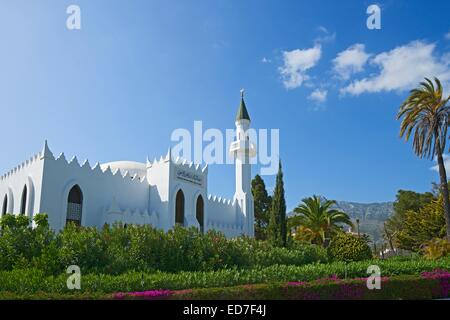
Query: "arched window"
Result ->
[[66, 185, 83, 227], [196, 195, 204, 234], [20, 185, 27, 215], [175, 189, 184, 226], [2, 195, 7, 216]]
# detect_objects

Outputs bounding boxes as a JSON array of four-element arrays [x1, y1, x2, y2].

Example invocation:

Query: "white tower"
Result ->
[[230, 89, 256, 236]]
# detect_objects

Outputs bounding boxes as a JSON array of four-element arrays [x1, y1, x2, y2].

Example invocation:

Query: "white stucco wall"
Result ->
[[0, 151, 44, 224], [168, 158, 208, 231], [39, 152, 150, 231], [0, 138, 254, 238]]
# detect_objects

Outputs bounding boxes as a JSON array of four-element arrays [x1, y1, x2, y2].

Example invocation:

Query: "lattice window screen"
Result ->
[[66, 202, 82, 223]]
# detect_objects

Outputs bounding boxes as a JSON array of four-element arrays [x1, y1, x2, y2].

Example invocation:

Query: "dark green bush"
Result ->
[[0, 213, 54, 270], [328, 232, 372, 262], [240, 238, 328, 266], [0, 215, 328, 275]]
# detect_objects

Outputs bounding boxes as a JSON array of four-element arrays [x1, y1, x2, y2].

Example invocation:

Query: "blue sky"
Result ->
[[0, 0, 449, 210]]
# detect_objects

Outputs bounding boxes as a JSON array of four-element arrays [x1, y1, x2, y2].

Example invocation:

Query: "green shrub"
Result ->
[[0, 213, 55, 270], [253, 242, 327, 266], [0, 215, 328, 275], [328, 233, 372, 262]]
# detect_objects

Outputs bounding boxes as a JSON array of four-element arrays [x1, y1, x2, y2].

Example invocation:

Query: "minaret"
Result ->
[[230, 89, 255, 236]]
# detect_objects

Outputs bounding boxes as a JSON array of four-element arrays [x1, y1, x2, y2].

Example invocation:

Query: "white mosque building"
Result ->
[[0, 93, 255, 238]]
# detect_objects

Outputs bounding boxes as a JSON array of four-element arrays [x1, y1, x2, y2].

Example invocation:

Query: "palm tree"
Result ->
[[289, 195, 353, 246], [397, 77, 450, 239]]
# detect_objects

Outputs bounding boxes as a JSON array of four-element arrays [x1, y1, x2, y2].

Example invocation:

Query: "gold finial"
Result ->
[[240, 88, 245, 98]]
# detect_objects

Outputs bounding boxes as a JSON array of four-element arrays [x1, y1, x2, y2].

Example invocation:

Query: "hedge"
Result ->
[[0, 257, 448, 294], [0, 216, 327, 275]]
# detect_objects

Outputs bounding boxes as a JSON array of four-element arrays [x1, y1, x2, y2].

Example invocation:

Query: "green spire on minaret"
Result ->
[[236, 89, 251, 122]]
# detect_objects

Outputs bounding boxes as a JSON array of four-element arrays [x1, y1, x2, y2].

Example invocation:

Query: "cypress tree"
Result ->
[[251, 175, 272, 240], [268, 160, 287, 247]]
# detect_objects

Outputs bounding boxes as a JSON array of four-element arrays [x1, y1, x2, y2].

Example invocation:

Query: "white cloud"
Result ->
[[341, 41, 450, 95], [443, 53, 450, 65], [261, 57, 271, 63], [431, 154, 450, 173], [315, 32, 336, 45], [308, 89, 328, 103], [279, 45, 322, 89], [333, 44, 370, 80], [446, 30, 450, 40], [317, 26, 328, 34], [315, 26, 336, 44]]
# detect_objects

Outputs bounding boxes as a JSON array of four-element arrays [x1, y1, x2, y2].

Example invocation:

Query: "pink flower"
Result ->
[[113, 292, 126, 300], [422, 269, 450, 298], [421, 269, 450, 280], [114, 290, 172, 300]]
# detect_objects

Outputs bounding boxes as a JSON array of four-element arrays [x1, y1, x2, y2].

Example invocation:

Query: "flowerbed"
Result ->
[[0, 257, 449, 295], [113, 269, 450, 300]]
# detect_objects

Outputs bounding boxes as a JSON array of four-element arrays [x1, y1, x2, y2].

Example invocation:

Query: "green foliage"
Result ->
[[393, 190, 435, 216], [0, 257, 448, 294], [251, 174, 272, 240], [385, 189, 435, 243], [0, 213, 54, 270], [267, 161, 287, 247], [34, 213, 50, 229], [327, 232, 372, 262], [290, 195, 353, 246], [0, 214, 327, 275], [235, 238, 328, 267], [396, 197, 446, 251], [0, 214, 29, 230], [397, 77, 450, 238], [422, 238, 450, 260]]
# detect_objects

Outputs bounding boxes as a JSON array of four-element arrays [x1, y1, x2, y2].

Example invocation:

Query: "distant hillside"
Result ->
[[333, 201, 394, 222], [334, 201, 394, 243]]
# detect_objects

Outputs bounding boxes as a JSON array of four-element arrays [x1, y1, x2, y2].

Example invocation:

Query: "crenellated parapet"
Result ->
[[207, 193, 241, 230], [207, 194, 236, 206], [0, 149, 42, 182], [146, 148, 208, 174], [146, 149, 171, 168], [171, 156, 208, 174], [1, 140, 148, 185], [45, 141, 148, 185]]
